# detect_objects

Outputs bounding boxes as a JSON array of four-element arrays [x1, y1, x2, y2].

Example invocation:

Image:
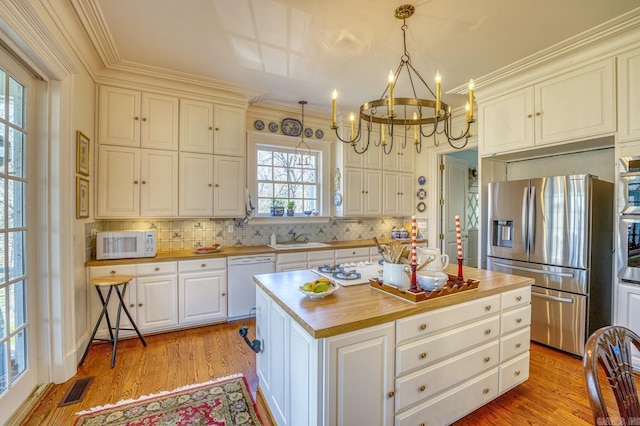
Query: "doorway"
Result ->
[[440, 149, 478, 267]]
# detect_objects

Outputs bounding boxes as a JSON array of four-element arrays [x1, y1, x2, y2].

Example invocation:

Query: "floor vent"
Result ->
[[58, 376, 94, 407]]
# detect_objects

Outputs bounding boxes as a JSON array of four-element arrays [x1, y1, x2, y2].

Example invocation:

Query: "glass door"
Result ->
[[0, 46, 36, 423]]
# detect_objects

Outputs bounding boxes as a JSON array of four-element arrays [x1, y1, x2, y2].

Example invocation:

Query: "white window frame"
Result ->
[[247, 131, 331, 221]]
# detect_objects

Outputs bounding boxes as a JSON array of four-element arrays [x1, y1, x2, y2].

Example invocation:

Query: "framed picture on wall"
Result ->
[[76, 177, 89, 218], [76, 131, 90, 176]]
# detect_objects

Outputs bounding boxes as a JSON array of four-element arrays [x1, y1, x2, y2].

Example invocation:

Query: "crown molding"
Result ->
[[449, 7, 640, 95], [69, 0, 119, 67]]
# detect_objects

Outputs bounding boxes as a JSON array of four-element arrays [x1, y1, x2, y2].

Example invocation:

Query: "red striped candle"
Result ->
[[455, 215, 462, 259], [411, 216, 417, 265]]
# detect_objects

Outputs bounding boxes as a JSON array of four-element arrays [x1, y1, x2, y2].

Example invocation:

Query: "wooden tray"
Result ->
[[369, 274, 479, 303]]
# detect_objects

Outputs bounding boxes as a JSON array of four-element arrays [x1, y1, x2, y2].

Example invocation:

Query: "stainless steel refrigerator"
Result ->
[[487, 174, 613, 356]]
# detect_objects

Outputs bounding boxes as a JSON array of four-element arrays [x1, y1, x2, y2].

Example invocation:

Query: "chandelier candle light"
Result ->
[[330, 4, 475, 155]]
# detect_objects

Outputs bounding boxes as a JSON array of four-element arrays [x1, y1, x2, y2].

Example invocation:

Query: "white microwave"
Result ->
[[96, 230, 157, 260]]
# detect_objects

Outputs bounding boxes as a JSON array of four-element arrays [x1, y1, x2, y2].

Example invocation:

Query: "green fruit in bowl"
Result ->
[[302, 282, 315, 292], [314, 283, 330, 293]]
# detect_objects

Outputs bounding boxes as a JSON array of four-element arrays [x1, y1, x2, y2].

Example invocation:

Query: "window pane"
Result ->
[[0, 69, 5, 121], [257, 165, 272, 181], [0, 177, 4, 229], [257, 182, 273, 198], [8, 77, 24, 128], [9, 281, 25, 331], [257, 199, 272, 214], [8, 129, 24, 178], [257, 150, 272, 165], [8, 180, 24, 228], [303, 169, 316, 182], [8, 232, 24, 280], [0, 341, 7, 393], [273, 152, 287, 167], [291, 185, 303, 198], [273, 167, 287, 181], [0, 123, 5, 173], [288, 168, 302, 182], [304, 185, 317, 198], [0, 287, 5, 339], [10, 328, 26, 381]]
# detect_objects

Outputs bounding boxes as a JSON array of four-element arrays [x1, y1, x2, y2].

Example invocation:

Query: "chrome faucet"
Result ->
[[292, 233, 308, 242]]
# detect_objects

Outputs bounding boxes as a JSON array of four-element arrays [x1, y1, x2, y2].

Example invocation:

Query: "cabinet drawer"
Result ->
[[396, 295, 501, 344], [499, 351, 530, 393], [137, 261, 177, 276], [396, 315, 500, 375], [395, 368, 499, 426], [89, 264, 136, 279], [501, 286, 531, 310], [501, 304, 531, 335], [335, 247, 370, 260], [500, 326, 530, 361], [277, 252, 307, 264], [179, 258, 226, 273], [395, 340, 499, 412], [309, 249, 334, 262]]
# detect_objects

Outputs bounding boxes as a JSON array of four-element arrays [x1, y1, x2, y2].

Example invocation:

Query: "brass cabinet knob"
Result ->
[[516, 318, 522, 323], [485, 305, 492, 311], [387, 391, 395, 398], [419, 385, 426, 392], [130, 303, 134, 308], [215, 127, 219, 131], [515, 370, 521, 376], [419, 352, 427, 359], [527, 114, 532, 118], [485, 329, 491, 335], [221, 292, 226, 296], [516, 296, 522, 301], [134, 180, 139, 184], [209, 183, 213, 187], [516, 343, 521, 348], [484, 357, 490, 363], [142, 117, 147, 121], [154, 267, 160, 271], [110, 270, 116, 274], [138, 303, 143, 307], [483, 388, 490, 394], [420, 324, 427, 330], [209, 126, 213, 130], [215, 184, 220, 187], [201, 264, 206, 268], [142, 180, 146, 184], [134, 116, 139, 121]]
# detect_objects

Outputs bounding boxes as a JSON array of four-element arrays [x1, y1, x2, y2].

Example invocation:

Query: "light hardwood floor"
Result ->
[[22, 319, 609, 425]]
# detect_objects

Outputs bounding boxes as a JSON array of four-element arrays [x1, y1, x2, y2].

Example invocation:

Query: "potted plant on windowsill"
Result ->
[[287, 201, 296, 217], [270, 199, 285, 216]]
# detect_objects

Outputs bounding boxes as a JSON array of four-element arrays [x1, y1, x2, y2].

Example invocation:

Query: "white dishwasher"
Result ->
[[227, 254, 275, 320]]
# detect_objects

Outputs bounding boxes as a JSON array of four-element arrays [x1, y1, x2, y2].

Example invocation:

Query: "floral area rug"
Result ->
[[74, 374, 262, 425]]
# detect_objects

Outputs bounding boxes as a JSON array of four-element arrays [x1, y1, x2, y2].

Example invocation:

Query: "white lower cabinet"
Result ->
[[324, 323, 395, 426], [178, 258, 227, 325], [335, 247, 371, 264], [256, 285, 531, 425], [616, 282, 640, 368], [88, 262, 178, 337]]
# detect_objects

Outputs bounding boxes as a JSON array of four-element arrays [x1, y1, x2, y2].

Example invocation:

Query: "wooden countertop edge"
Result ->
[[254, 267, 534, 339], [84, 238, 426, 266]]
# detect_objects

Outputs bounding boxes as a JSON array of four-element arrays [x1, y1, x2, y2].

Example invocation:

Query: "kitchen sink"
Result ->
[[268, 242, 331, 250]]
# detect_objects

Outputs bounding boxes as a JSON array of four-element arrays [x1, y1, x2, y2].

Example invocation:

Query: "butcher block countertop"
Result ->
[[253, 265, 534, 339], [84, 238, 417, 266]]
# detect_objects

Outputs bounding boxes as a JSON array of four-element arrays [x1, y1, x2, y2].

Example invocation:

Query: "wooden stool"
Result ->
[[79, 274, 147, 368]]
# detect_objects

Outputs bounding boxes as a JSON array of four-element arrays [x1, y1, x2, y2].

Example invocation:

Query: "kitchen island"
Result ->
[[254, 265, 533, 425]]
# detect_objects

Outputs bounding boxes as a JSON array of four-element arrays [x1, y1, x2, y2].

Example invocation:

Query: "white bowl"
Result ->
[[417, 272, 449, 291], [298, 282, 339, 299]]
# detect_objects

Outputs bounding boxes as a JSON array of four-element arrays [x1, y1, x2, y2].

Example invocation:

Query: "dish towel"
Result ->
[[244, 188, 256, 223]]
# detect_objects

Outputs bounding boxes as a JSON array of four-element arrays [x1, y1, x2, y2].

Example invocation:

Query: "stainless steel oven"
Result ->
[[618, 215, 640, 284], [618, 156, 640, 215]]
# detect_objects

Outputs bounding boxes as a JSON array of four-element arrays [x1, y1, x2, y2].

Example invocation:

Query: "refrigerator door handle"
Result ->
[[492, 261, 575, 278], [522, 187, 529, 253], [532, 292, 574, 304], [529, 186, 536, 254]]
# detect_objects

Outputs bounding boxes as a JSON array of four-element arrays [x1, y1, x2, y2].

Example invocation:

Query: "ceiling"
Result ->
[[85, 0, 640, 114]]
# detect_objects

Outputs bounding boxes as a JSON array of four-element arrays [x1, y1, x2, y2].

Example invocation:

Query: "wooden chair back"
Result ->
[[583, 325, 640, 424]]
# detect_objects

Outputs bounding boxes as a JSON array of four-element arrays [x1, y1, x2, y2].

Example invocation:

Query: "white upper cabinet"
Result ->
[[179, 152, 214, 217], [213, 155, 246, 217], [179, 99, 214, 153], [213, 104, 246, 157], [99, 86, 179, 150], [140, 149, 179, 217], [479, 58, 615, 156], [618, 47, 640, 142]]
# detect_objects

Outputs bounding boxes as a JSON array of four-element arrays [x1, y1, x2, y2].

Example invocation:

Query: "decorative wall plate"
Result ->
[[417, 188, 426, 199], [281, 118, 302, 136], [418, 175, 426, 185], [268, 122, 278, 132], [333, 192, 343, 206], [304, 128, 313, 137], [315, 129, 324, 139], [253, 120, 265, 130], [417, 201, 426, 212]]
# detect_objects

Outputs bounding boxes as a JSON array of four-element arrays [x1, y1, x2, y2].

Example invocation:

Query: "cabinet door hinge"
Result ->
[[439, 198, 444, 206], [439, 163, 445, 171], [439, 233, 445, 241]]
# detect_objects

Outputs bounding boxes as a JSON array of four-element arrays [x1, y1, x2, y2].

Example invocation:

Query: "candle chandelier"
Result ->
[[330, 4, 475, 155]]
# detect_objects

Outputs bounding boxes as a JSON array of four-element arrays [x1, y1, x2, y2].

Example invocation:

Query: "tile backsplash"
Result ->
[[85, 217, 424, 260]]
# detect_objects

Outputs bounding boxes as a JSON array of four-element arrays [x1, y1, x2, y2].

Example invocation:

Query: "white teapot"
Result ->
[[417, 247, 449, 272]]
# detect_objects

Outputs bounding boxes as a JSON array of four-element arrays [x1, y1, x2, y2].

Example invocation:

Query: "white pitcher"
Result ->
[[417, 247, 449, 272], [383, 262, 411, 290]]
